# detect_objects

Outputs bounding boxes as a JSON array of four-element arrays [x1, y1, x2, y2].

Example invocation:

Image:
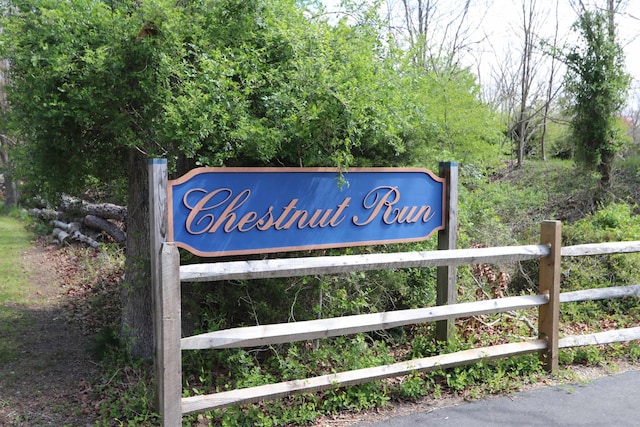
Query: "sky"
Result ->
[[321, 1, 640, 95], [475, 1, 640, 81]]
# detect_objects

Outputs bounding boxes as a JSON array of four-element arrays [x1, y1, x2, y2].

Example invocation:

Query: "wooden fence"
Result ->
[[152, 217, 640, 426]]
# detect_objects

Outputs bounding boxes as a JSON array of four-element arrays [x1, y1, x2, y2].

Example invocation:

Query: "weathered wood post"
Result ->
[[538, 220, 561, 372], [149, 159, 182, 426], [158, 243, 182, 426], [436, 162, 458, 343]]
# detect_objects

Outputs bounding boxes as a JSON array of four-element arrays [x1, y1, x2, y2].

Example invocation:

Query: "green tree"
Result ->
[[564, 4, 629, 196], [1, 0, 501, 359]]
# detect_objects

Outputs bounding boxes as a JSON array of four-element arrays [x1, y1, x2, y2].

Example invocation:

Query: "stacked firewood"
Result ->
[[29, 195, 127, 249]]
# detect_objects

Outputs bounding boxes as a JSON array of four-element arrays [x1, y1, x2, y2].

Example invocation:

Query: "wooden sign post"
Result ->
[[436, 162, 458, 343], [148, 159, 181, 426]]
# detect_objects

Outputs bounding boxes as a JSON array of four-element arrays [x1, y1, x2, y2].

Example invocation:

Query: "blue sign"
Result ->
[[168, 168, 445, 257]]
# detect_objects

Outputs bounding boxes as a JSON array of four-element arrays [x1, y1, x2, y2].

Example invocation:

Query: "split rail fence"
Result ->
[[152, 215, 640, 426]]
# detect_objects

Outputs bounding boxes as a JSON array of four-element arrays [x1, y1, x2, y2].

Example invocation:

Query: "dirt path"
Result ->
[[0, 242, 99, 426]]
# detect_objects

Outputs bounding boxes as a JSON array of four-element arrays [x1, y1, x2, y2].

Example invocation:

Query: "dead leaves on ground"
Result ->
[[38, 240, 123, 335]]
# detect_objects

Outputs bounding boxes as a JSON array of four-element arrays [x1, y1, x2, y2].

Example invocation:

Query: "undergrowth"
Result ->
[[560, 203, 640, 337]]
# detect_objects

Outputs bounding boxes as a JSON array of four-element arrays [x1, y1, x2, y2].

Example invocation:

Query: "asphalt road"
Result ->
[[359, 369, 640, 426]]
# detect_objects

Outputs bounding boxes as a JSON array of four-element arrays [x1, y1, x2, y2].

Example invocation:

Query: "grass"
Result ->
[[0, 213, 33, 302], [0, 212, 34, 364]]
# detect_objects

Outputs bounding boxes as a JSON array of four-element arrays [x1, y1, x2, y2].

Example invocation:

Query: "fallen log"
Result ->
[[30, 208, 65, 221], [84, 214, 127, 247], [51, 222, 101, 249], [52, 227, 71, 245], [51, 220, 82, 234], [71, 229, 101, 249], [60, 195, 127, 221]]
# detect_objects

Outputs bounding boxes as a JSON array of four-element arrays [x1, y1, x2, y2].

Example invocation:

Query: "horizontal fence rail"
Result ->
[[559, 327, 640, 348], [560, 284, 640, 303], [160, 235, 640, 425], [561, 241, 640, 257], [181, 340, 548, 414], [181, 294, 549, 350], [180, 244, 551, 282]]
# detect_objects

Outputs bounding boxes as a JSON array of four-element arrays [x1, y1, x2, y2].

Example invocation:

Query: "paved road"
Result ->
[[359, 369, 640, 426]]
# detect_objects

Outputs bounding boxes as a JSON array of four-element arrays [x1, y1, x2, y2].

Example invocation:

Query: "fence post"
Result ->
[[538, 220, 561, 372], [149, 159, 182, 426], [158, 243, 182, 426], [436, 162, 458, 343]]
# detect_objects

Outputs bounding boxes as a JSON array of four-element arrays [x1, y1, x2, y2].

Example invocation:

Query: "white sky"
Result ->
[[476, 1, 640, 80], [321, 1, 640, 89]]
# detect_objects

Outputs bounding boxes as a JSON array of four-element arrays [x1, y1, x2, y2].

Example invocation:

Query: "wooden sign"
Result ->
[[168, 168, 446, 257]]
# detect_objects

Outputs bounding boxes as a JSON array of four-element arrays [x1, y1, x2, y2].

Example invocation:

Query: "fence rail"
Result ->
[[558, 327, 640, 348], [179, 244, 550, 282], [180, 294, 549, 350], [561, 241, 640, 257], [157, 222, 640, 426], [181, 340, 548, 414], [560, 284, 640, 303]]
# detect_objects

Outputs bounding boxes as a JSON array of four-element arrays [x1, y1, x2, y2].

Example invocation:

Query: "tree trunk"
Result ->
[[121, 148, 153, 360], [3, 171, 18, 209], [597, 149, 614, 204], [541, 0, 561, 162], [516, 0, 535, 169], [0, 140, 18, 209]]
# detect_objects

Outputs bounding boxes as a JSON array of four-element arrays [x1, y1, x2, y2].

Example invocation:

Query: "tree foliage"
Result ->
[[563, 7, 630, 191], [2, 0, 500, 186]]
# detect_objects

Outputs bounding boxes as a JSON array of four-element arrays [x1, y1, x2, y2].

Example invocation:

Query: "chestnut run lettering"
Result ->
[[183, 185, 436, 235]]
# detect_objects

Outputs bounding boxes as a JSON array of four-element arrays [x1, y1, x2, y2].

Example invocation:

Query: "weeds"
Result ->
[[93, 354, 160, 426]]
